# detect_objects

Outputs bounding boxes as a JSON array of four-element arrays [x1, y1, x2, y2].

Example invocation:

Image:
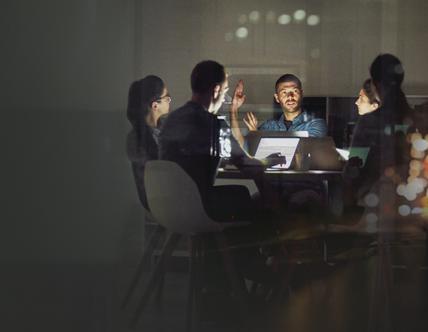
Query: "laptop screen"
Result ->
[[254, 137, 300, 169]]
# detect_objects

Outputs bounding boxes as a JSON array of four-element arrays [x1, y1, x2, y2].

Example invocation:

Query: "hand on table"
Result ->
[[264, 152, 286, 168]]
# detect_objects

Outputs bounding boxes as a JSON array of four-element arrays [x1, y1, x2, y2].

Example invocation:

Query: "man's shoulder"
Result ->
[[164, 102, 200, 124], [298, 112, 327, 137], [173, 101, 211, 118], [301, 111, 326, 124], [171, 101, 198, 116]]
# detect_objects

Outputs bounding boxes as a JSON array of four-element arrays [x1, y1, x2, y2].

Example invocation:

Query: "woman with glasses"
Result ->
[[126, 75, 171, 209]]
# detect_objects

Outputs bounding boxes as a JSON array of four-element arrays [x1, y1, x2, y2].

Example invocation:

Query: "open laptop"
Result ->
[[247, 130, 309, 156], [250, 133, 344, 171], [254, 137, 300, 169], [296, 137, 344, 170]]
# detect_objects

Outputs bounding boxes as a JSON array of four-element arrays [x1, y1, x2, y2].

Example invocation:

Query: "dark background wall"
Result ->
[[1, 1, 428, 331]]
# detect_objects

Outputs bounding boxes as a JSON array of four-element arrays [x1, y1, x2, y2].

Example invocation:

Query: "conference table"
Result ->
[[217, 167, 342, 181], [216, 166, 344, 215]]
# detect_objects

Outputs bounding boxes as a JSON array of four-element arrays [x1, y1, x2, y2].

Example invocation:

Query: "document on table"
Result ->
[[336, 147, 370, 166]]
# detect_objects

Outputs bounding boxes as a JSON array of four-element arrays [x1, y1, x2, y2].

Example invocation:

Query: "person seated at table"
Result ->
[[159, 60, 282, 223], [343, 54, 413, 222], [355, 78, 380, 116], [230, 74, 328, 215], [126, 75, 171, 210], [230, 74, 327, 149]]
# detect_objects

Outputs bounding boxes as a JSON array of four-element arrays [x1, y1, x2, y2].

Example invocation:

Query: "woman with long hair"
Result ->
[[355, 78, 380, 116], [343, 55, 412, 223], [127, 75, 171, 209]]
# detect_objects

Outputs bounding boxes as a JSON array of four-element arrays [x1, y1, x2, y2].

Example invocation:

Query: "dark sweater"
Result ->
[[127, 127, 159, 210]]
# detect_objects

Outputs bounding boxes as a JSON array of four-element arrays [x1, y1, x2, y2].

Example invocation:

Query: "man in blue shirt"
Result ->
[[231, 74, 327, 214], [243, 74, 327, 137]]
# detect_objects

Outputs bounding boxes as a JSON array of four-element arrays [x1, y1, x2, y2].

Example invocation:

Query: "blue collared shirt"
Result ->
[[258, 111, 327, 137]]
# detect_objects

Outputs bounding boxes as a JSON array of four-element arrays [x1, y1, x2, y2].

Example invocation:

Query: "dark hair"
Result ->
[[370, 54, 404, 89], [127, 75, 164, 127], [370, 54, 411, 124], [275, 74, 302, 92], [191, 60, 226, 94], [127, 75, 165, 156], [362, 79, 379, 105]]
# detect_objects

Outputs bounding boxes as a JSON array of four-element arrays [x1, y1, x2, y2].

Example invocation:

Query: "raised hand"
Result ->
[[231, 79, 246, 111], [229, 79, 247, 148], [243, 112, 258, 131]]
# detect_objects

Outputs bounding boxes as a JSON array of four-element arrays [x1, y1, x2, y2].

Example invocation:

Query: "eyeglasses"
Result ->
[[156, 94, 172, 104]]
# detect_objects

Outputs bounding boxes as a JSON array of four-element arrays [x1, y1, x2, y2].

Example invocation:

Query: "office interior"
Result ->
[[2, 0, 428, 331]]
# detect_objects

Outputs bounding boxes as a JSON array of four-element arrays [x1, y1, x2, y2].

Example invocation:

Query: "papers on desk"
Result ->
[[254, 137, 300, 169], [336, 147, 370, 166], [336, 148, 350, 160]]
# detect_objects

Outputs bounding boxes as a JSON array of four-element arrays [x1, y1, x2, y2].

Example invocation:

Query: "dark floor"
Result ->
[[3, 233, 428, 332], [118, 232, 428, 332]]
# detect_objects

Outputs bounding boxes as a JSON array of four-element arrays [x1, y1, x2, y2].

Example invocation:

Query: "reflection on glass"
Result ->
[[249, 10, 260, 23], [235, 27, 248, 39], [278, 14, 291, 25], [293, 9, 306, 21], [307, 14, 320, 26]]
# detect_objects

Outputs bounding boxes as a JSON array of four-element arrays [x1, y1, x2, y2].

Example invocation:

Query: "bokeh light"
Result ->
[[409, 168, 421, 177], [407, 175, 417, 183], [364, 193, 379, 207], [398, 205, 411, 216], [404, 191, 417, 201], [413, 138, 428, 152], [278, 14, 291, 25], [411, 178, 427, 192], [410, 132, 422, 143], [410, 160, 423, 172], [411, 148, 425, 159], [235, 27, 249, 39], [293, 9, 306, 21], [307, 15, 320, 26], [397, 183, 406, 196], [249, 10, 260, 23]]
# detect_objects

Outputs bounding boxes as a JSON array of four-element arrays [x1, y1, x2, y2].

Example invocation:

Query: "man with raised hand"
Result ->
[[159, 60, 279, 221], [243, 74, 327, 138]]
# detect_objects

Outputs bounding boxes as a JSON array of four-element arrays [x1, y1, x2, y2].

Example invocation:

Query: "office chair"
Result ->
[[121, 207, 165, 309], [131, 160, 251, 331]]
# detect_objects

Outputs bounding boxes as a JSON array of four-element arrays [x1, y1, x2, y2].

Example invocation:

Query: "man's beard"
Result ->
[[284, 102, 301, 113]]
